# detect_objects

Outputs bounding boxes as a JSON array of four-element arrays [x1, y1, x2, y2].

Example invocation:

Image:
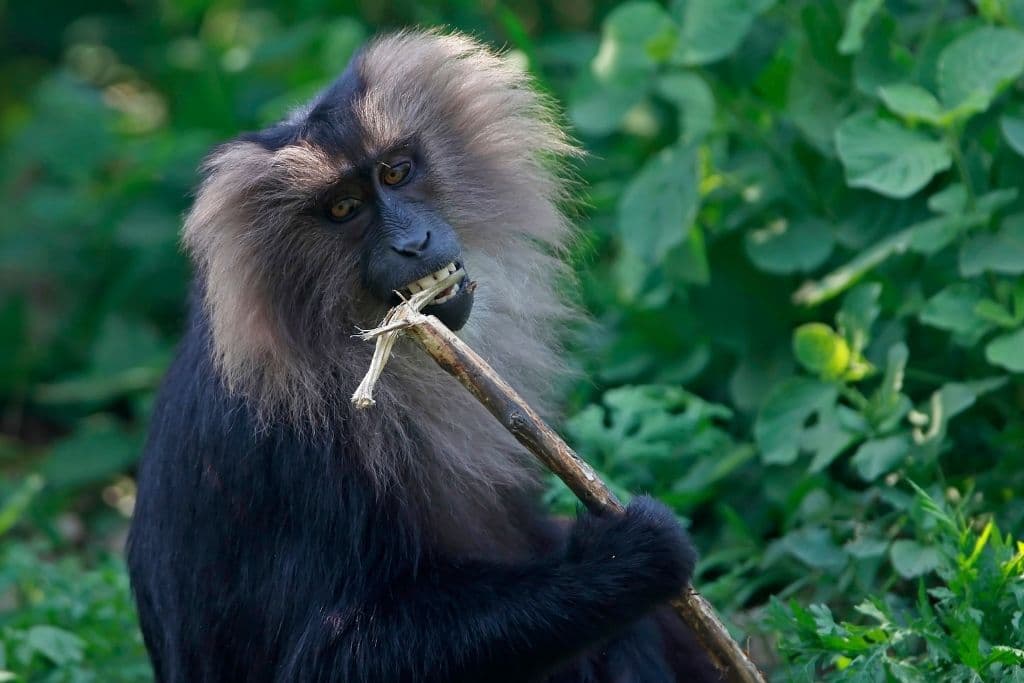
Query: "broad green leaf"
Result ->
[[919, 284, 991, 337], [1001, 115, 1024, 157], [985, 327, 1024, 372], [755, 378, 838, 465], [572, 2, 676, 135], [878, 84, 944, 125], [744, 217, 834, 274], [793, 323, 852, 379], [959, 215, 1024, 277], [853, 15, 914, 96], [805, 404, 863, 472], [782, 526, 848, 571], [838, 0, 884, 55], [41, 420, 142, 490], [619, 143, 699, 263], [890, 539, 943, 578], [671, 0, 775, 65], [908, 214, 984, 256], [937, 26, 1024, 117], [656, 72, 715, 141], [928, 184, 968, 215], [851, 434, 912, 480], [570, 73, 642, 136], [593, 2, 677, 84], [835, 112, 951, 199], [664, 225, 710, 285], [25, 625, 85, 665]]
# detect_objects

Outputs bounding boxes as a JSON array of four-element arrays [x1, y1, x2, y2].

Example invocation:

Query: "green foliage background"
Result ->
[[2, 0, 1024, 680]]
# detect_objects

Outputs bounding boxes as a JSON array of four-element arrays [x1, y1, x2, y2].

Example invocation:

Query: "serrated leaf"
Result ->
[[835, 112, 951, 199], [878, 84, 944, 125], [890, 539, 943, 578], [671, 0, 774, 65], [744, 217, 834, 274], [985, 327, 1024, 372], [851, 434, 912, 480], [937, 26, 1024, 116], [619, 143, 700, 263]]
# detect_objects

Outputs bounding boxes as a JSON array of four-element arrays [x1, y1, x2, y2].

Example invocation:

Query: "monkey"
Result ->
[[126, 30, 721, 683]]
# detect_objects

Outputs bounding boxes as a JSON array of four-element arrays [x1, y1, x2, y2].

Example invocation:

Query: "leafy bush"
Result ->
[[2, 0, 1023, 680]]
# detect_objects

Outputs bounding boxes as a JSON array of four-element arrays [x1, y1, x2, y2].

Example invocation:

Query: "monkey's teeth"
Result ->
[[404, 262, 458, 296], [432, 282, 460, 305]]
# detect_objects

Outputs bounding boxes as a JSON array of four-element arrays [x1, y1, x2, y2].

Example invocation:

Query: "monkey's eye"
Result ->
[[380, 161, 412, 187], [328, 197, 362, 222]]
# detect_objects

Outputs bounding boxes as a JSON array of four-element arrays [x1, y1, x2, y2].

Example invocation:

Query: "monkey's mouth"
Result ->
[[395, 260, 475, 330]]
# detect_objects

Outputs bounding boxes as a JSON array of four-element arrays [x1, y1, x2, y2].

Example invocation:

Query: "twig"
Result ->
[[351, 298, 765, 683]]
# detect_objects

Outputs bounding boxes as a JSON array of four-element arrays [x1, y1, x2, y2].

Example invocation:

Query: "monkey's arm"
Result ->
[[278, 496, 695, 683]]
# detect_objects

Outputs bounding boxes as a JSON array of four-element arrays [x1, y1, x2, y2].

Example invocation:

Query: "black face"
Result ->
[[321, 149, 474, 331]]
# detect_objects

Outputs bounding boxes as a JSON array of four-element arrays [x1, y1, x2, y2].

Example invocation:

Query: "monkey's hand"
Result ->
[[566, 496, 697, 607]]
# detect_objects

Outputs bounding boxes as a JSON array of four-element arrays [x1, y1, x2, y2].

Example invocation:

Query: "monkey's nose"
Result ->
[[390, 230, 431, 257]]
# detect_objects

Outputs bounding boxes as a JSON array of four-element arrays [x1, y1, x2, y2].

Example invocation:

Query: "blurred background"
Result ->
[[2, 0, 1024, 680]]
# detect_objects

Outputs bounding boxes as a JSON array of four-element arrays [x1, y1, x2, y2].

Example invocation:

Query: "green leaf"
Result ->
[[890, 539, 943, 578], [656, 72, 715, 141], [25, 625, 85, 665], [671, 0, 774, 65], [782, 526, 848, 571], [744, 217, 834, 274], [755, 378, 838, 465], [838, 0, 884, 55], [919, 284, 992, 338], [985, 327, 1024, 372], [851, 434, 912, 481], [618, 143, 700, 263], [837, 283, 882, 349], [572, 2, 676, 135], [937, 26, 1024, 117], [594, 2, 678, 83], [664, 225, 710, 285], [0, 474, 44, 536], [878, 84, 944, 125], [1001, 115, 1024, 157], [41, 420, 142, 490], [959, 215, 1024, 277], [793, 323, 852, 380], [835, 112, 951, 199]]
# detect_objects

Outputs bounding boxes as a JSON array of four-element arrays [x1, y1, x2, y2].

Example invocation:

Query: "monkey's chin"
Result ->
[[422, 281, 474, 331]]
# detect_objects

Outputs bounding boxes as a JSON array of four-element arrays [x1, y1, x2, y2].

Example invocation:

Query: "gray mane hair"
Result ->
[[182, 30, 581, 553]]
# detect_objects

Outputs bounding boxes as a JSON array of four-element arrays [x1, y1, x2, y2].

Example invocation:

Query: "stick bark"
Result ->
[[352, 294, 765, 683]]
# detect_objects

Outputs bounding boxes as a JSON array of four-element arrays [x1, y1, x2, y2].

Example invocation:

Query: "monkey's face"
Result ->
[[184, 31, 575, 413], [319, 146, 474, 331]]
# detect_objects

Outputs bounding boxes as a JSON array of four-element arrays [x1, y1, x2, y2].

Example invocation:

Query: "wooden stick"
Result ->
[[352, 295, 765, 683]]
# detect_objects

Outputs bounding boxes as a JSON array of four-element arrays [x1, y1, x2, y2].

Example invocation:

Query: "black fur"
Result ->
[[126, 298, 718, 682]]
